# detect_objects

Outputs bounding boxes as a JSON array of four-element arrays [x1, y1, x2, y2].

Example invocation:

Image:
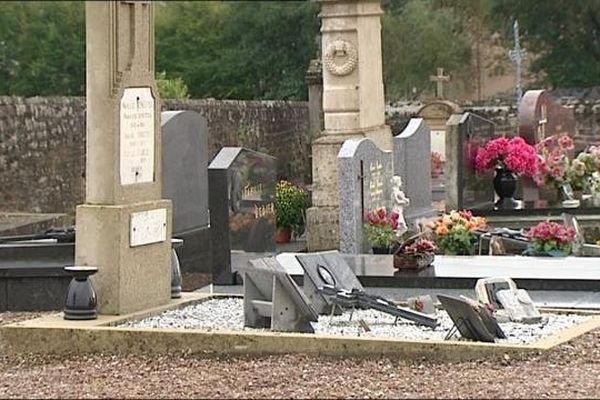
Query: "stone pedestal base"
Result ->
[[306, 206, 340, 251], [75, 200, 172, 315]]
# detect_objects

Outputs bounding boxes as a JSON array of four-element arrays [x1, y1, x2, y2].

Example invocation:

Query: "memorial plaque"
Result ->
[[338, 138, 393, 254], [296, 251, 364, 314], [130, 208, 167, 247], [120, 87, 155, 185]]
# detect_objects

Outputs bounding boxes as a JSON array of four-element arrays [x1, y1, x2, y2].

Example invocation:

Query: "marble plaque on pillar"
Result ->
[[338, 138, 392, 254], [120, 87, 155, 185], [394, 118, 436, 221], [208, 147, 277, 284]]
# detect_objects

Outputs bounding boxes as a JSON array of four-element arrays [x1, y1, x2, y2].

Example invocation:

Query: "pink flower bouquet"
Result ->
[[533, 134, 573, 188], [475, 136, 539, 177], [526, 220, 577, 256]]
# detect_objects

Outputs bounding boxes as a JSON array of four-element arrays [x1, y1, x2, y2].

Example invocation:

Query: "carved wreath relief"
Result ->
[[323, 39, 358, 76]]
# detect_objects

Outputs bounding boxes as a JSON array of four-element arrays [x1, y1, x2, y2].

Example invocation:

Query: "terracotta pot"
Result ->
[[276, 226, 292, 244]]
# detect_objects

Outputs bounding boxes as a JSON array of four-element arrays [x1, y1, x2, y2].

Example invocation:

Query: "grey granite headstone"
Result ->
[[239, 257, 318, 333], [295, 251, 364, 314], [394, 118, 437, 222], [446, 112, 496, 210], [161, 111, 211, 273], [208, 147, 277, 284], [338, 138, 393, 254]]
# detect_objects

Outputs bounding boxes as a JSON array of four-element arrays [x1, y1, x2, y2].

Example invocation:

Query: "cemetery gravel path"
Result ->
[[1, 312, 600, 399]]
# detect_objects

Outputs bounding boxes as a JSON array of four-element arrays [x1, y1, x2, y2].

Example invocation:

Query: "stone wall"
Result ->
[[0, 96, 309, 215], [386, 87, 600, 150], [1, 89, 598, 215]]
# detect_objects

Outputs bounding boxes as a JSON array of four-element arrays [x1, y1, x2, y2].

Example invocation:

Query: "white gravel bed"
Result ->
[[119, 298, 591, 345]]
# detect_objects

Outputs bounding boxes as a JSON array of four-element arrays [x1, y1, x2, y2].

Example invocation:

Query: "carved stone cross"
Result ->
[[430, 67, 450, 99], [120, 1, 151, 70]]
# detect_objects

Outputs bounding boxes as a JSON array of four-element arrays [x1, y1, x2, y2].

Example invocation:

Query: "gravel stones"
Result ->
[[120, 298, 590, 345]]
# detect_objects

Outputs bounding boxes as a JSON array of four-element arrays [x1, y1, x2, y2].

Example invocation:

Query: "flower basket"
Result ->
[[393, 234, 436, 271], [394, 252, 434, 271]]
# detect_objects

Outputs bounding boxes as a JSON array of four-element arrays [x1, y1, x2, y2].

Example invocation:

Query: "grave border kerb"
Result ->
[[2, 292, 599, 362]]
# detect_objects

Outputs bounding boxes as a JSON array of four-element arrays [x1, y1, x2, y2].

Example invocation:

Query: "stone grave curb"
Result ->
[[2, 293, 600, 362]]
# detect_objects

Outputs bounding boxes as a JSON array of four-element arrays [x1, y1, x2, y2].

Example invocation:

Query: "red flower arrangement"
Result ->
[[526, 220, 576, 255], [475, 137, 539, 177], [400, 238, 437, 255], [364, 207, 400, 249]]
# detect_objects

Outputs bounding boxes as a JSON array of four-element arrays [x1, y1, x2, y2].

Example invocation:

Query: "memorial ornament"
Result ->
[[323, 39, 358, 76]]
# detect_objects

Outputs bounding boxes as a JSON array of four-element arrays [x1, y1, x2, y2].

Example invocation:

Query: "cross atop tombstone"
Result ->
[[430, 68, 450, 99], [121, 1, 151, 69]]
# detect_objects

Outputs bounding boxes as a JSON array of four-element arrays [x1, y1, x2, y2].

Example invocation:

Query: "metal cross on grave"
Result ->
[[430, 68, 450, 99], [508, 20, 527, 105], [120, 0, 151, 70], [537, 104, 547, 139]]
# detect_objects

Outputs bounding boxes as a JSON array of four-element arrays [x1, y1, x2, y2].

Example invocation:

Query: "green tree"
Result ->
[[0, 1, 85, 96], [492, 0, 600, 88], [156, 71, 190, 99], [382, 0, 472, 100], [156, 1, 319, 100]]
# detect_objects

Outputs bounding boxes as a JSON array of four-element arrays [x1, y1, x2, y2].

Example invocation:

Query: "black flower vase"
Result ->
[[64, 266, 98, 320], [493, 167, 520, 209]]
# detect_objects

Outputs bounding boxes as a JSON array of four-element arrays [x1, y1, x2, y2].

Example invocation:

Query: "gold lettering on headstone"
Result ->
[[369, 161, 384, 208], [254, 202, 275, 219], [243, 183, 263, 199]]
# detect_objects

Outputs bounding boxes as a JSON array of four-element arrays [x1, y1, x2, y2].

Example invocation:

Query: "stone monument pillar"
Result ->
[[306, 0, 391, 251], [305, 59, 324, 140], [75, 1, 172, 315]]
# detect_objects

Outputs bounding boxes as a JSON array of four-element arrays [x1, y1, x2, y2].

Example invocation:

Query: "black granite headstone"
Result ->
[[456, 113, 496, 210], [208, 148, 277, 284]]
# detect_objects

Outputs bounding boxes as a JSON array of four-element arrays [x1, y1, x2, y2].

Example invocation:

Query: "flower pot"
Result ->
[[276, 226, 292, 244], [493, 167, 519, 209], [372, 246, 391, 254]]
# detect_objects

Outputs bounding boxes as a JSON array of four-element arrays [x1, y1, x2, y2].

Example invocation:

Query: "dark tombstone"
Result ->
[[518, 90, 577, 205], [518, 90, 576, 145], [208, 148, 277, 285], [295, 251, 364, 314], [338, 138, 393, 254], [239, 257, 318, 333], [437, 294, 505, 343], [446, 112, 496, 211], [161, 111, 211, 274]]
